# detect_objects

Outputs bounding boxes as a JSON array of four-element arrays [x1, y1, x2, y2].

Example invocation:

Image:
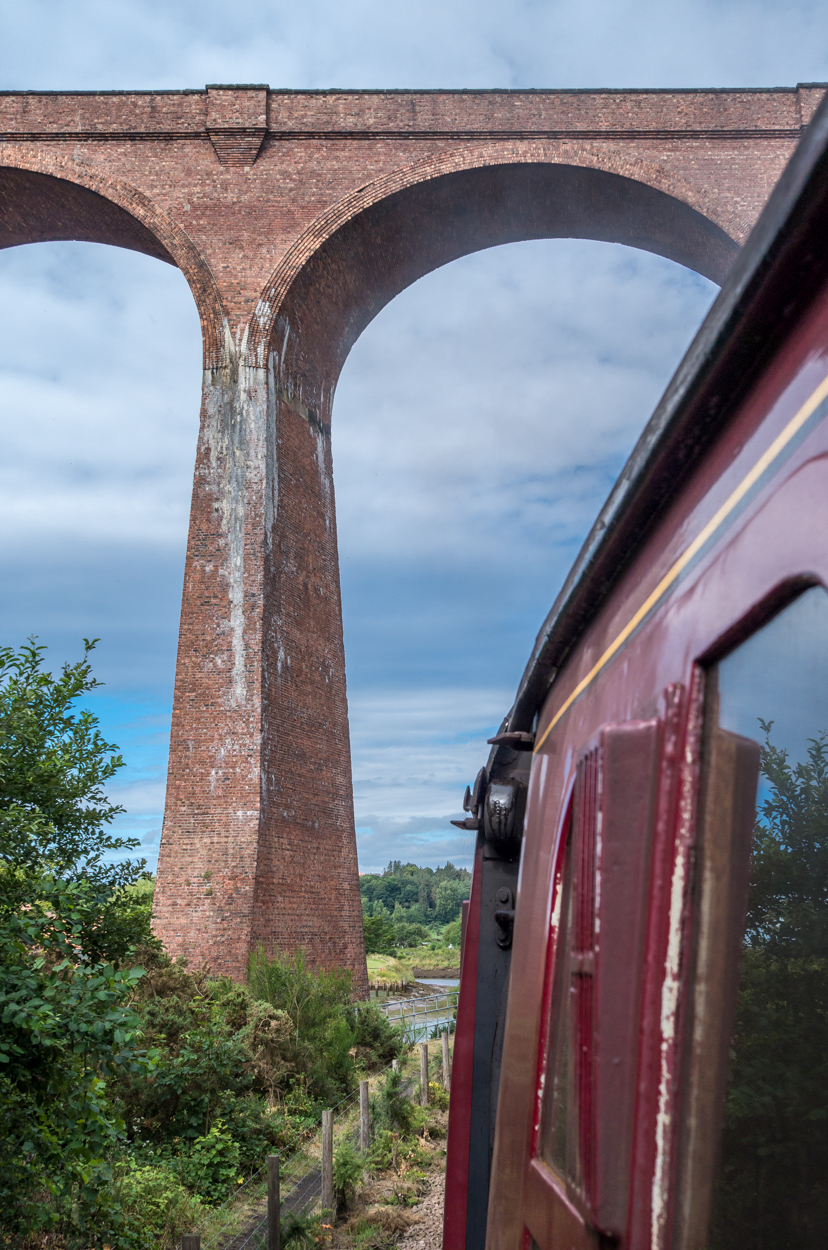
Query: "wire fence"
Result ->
[[195, 1070, 387, 1250], [191, 994, 459, 1250]]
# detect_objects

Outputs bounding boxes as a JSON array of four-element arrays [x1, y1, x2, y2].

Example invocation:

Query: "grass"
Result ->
[[400, 948, 460, 975], [367, 948, 460, 987], [366, 956, 413, 987]]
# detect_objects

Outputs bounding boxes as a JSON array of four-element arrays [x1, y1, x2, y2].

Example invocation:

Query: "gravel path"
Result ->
[[396, 1169, 445, 1250]]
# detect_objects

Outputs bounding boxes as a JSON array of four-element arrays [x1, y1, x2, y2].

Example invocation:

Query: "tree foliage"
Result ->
[[0, 640, 152, 1244], [359, 861, 470, 927], [247, 946, 403, 1102]]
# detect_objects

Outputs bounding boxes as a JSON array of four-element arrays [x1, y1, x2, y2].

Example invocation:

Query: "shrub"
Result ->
[[427, 1081, 450, 1111], [332, 1138, 364, 1213], [367, 1128, 396, 1173], [115, 1161, 204, 1250], [248, 947, 399, 1104], [348, 1002, 405, 1067], [281, 1209, 324, 1249], [109, 951, 301, 1180], [247, 947, 353, 1039], [0, 898, 149, 1242], [363, 915, 396, 955], [178, 1119, 242, 1204], [371, 1069, 415, 1136], [0, 640, 154, 1240]]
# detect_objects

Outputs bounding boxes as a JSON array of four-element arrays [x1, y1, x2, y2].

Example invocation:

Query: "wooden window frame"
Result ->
[[671, 672, 761, 1250]]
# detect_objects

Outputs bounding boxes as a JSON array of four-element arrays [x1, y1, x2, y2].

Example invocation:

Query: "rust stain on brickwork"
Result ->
[[1, 82, 825, 993]]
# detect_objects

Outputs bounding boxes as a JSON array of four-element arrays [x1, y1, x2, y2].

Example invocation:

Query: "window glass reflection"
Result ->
[[542, 829, 573, 1176], [709, 586, 828, 1249]]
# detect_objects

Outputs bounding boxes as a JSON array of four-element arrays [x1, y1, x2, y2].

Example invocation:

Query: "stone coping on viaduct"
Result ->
[[0, 83, 825, 142]]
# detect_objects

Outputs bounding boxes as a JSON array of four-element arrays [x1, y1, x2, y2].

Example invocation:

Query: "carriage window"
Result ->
[[706, 586, 828, 1250], [543, 820, 574, 1177], [540, 750, 599, 1198]]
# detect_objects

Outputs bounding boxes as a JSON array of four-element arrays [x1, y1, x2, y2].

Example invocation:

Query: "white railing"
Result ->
[[378, 989, 459, 1042]]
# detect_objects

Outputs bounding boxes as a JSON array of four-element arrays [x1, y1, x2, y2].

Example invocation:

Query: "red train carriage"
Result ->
[[445, 88, 828, 1250]]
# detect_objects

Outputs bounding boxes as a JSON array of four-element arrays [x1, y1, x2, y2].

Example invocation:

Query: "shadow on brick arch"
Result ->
[[251, 142, 741, 410], [0, 151, 228, 369]]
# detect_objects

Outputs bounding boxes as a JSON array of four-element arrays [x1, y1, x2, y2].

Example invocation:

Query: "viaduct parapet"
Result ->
[[2, 83, 824, 992]]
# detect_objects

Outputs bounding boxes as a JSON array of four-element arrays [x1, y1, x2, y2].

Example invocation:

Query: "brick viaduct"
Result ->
[[1, 83, 824, 993]]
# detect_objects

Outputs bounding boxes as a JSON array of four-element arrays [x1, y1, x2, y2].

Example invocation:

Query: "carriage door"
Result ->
[[526, 719, 660, 1249], [676, 585, 828, 1250]]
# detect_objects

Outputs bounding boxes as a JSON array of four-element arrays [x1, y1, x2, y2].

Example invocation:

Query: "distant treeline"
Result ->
[[360, 861, 470, 953]]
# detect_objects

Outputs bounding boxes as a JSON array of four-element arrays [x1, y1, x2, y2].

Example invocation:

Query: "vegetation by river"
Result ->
[[0, 642, 416, 1248]]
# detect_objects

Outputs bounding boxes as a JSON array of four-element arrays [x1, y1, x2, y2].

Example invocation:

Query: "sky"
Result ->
[[0, 0, 826, 874]]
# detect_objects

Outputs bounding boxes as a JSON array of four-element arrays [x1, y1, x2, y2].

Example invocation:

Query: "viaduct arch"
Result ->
[[1, 84, 824, 989]]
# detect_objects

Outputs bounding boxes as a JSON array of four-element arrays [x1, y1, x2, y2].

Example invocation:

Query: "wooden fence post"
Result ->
[[442, 1031, 451, 1089], [392, 1058, 399, 1073], [420, 1042, 429, 1107], [321, 1109, 334, 1212], [360, 1079, 370, 1153], [268, 1153, 280, 1250], [181, 1237, 200, 1250]]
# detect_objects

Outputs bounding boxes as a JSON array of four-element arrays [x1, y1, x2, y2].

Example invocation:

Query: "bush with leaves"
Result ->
[[348, 1001, 405, 1069], [370, 1068, 416, 1137], [280, 1209, 326, 1250], [109, 947, 303, 1180], [247, 947, 403, 1104], [332, 1137, 364, 1214], [114, 1160, 204, 1250], [177, 1118, 242, 1204], [427, 1081, 450, 1111], [0, 640, 154, 1243], [0, 896, 149, 1244]]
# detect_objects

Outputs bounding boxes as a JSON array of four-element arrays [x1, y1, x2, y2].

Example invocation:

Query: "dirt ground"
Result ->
[[394, 1169, 445, 1250]]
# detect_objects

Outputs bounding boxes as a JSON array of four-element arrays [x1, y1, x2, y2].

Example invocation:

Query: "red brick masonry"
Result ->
[[2, 84, 824, 991]]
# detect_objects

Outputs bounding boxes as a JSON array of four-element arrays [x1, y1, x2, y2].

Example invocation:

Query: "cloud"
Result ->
[[333, 240, 716, 570], [349, 685, 512, 872], [0, 243, 201, 696], [1, 0, 827, 91], [0, 243, 201, 554], [334, 240, 716, 705]]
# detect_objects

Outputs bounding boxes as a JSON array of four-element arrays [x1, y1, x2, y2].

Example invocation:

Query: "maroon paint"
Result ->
[[486, 218, 828, 1250], [444, 838, 484, 1250], [592, 720, 659, 1239]]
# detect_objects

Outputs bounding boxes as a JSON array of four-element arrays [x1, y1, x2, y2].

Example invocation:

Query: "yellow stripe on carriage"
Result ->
[[534, 369, 828, 754]]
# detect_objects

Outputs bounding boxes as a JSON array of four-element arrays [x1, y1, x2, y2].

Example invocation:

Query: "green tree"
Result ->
[[393, 921, 430, 948], [0, 639, 151, 1244], [0, 638, 151, 961], [363, 913, 397, 955], [434, 878, 469, 924]]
